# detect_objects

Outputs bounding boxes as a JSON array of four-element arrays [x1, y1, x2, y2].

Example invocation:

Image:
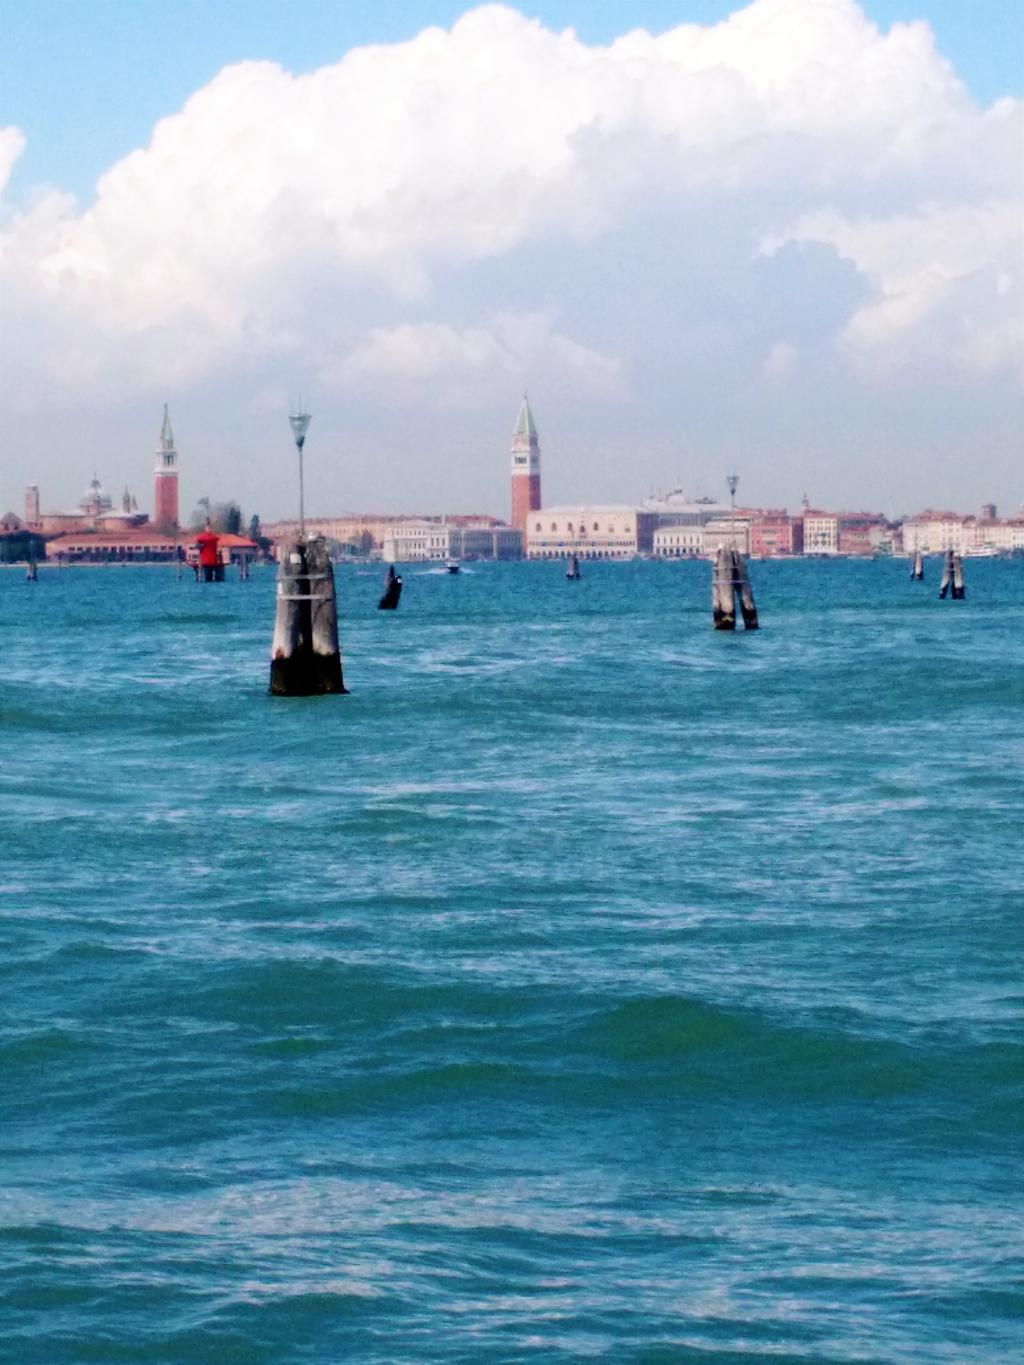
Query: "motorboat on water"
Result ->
[[445, 559, 461, 574]]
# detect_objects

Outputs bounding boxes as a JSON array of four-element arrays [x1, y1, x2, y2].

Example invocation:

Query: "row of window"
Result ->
[[534, 523, 624, 534]]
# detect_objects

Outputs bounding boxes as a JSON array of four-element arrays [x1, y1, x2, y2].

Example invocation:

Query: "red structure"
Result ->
[[509, 395, 541, 533], [194, 529, 224, 581], [154, 404, 179, 530], [749, 510, 796, 557]]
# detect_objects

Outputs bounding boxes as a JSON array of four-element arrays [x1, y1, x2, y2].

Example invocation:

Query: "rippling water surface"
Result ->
[[1, 559, 1022, 1363]]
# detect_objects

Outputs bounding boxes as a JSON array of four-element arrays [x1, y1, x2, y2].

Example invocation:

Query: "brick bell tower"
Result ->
[[510, 394, 541, 532], [153, 404, 179, 530]]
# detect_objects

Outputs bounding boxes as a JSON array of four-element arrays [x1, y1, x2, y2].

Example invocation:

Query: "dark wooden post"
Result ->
[[566, 554, 581, 580], [713, 544, 736, 630], [26, 559, 38, 582], [939, 549, 954, 599], [911, 549, 924, 580], [378, 564, 403, 610], [952, 552, 965, 599], [734, 550, 759, 629], [713, 545, 758, 630], [270, 537, 347, 695]]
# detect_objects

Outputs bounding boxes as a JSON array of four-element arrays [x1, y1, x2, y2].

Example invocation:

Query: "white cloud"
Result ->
[[327, 312, 623, 408], [771, 200, 1022, 376], [0, 0, 1020, 510]]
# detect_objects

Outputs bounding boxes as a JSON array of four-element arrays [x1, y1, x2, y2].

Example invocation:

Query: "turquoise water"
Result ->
[[1, 559, 1021, 1364]]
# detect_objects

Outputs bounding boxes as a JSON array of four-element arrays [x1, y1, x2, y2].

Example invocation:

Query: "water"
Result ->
[[1, 559, 1021, 1363]]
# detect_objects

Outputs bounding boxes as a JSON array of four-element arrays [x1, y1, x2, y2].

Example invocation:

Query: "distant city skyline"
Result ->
[[1, 1, 1021, 518]]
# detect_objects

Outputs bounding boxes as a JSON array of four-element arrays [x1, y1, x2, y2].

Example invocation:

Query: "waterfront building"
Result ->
[[264, 513, 509, 558], [33, 476, 146, 535], [900, 512, 974, 554], [380, 520, 521, 562], [45, 527, 181, 562], [802, 511, 840, 555], [902, 510, 1024, 555], [837, 513, 889, 556], [154, 405, 179, 530], [750, 510, 797, 557], [640, 489, 731, 526], [24, 485, 40, 528], [510, 396, 542, 533], [525, 506, 658, 558], [703, 517, 752, 556], [652, 524, 706, 557]]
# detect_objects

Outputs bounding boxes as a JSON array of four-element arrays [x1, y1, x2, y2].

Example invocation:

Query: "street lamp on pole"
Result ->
[[288, 410, 312, 538]]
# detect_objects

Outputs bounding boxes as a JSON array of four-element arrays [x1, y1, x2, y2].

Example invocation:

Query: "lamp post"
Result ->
[[726, 473, 739, 549], [289, 409, 312, 538]]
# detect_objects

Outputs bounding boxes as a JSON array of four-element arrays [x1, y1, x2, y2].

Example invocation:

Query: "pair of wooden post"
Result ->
[[269, 537, 346, 695], [939, 550, 965, 600], [712, 545, 758, 630]]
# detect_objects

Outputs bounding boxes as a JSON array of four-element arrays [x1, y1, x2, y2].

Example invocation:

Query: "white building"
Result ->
[[525, 506, 659, 558], [652, 525, 706, 557], [802, 512, 840, 555], [702, 518, 752, 556], [380, 520, 521, 562], [901, 513, 975, 554]]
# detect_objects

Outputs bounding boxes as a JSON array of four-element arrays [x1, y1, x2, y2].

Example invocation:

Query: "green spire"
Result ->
[[160, 404, 174, 449], [514, 394, 537, 441]]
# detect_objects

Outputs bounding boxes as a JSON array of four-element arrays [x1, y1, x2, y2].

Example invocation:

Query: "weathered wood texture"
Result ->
[[735, 552, 759, 630], [938, 550, 965, 599], [713, 545, 736, 630], [952, 553, 965, 599], [713, 546, 758, 630], [269, 537, 347, 696]]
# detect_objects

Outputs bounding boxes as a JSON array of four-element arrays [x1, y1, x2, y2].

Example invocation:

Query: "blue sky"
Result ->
[[0, 1, 1021, 520], [2, 0, 1021, 206]]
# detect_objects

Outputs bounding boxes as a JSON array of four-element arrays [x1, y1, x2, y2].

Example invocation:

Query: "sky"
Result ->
[[1, 0, 1021, 522]]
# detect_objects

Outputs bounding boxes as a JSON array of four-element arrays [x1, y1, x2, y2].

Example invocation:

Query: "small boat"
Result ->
[[566, 554, 581, 580], [445, 559, 461, 574]]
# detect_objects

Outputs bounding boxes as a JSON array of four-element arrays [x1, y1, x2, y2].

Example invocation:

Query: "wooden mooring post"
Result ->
[[26, 559, 38, 582], [378, 564, 402, 610], [270, 536, 347, 695], [713, 545, 759, 630], [911, 550, 924, 581], [939, 550, 965, 600]]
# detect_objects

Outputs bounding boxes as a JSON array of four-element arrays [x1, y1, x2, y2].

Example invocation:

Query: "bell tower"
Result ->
[[154, 404, 179, 530], [510, 395, 541, 532]]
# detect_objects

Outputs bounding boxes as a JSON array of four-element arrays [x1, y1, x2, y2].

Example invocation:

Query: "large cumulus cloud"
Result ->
[[0, 0, 1020, 510]]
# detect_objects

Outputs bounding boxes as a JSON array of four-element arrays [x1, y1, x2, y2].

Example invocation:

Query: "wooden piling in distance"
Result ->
[[269, 536, 347, 695], [26, 559, 38, 582], [713, 544, 736, 630], [734, 551, 759, 629], [713, 545, 758, 630], [566, 554, 581, 580], [911, 550, 924, 581], [378, 564, 402, 610], [952, 552, 965, 599], [939, 549, 954, 599]]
